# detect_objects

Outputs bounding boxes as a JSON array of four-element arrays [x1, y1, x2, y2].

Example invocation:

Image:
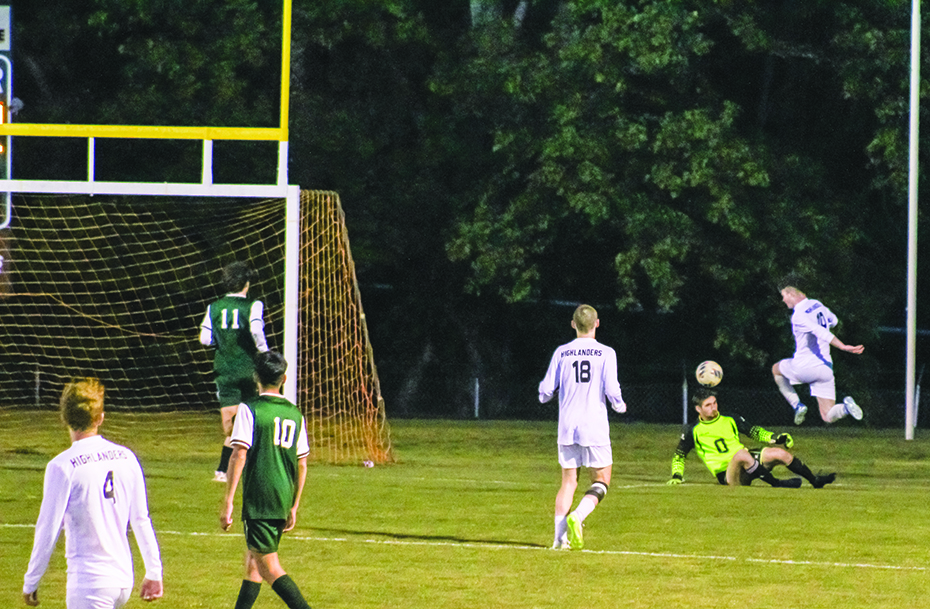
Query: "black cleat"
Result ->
[[774, 477, 803, 488], [811, 473, 837, 489]]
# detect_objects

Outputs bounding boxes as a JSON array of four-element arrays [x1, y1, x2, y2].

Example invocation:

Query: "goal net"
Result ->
[[0, 190, 392, 464]]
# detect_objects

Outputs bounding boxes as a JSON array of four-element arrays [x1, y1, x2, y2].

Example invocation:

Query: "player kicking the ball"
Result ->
[[667, 389, 836, 488], [539, 304, 627, 551], [772, 278, 864, 425]]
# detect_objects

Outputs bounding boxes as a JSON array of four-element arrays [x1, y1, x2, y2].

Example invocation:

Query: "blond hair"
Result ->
[[573, 304, 598, 334], [60, 378, 105, 431]]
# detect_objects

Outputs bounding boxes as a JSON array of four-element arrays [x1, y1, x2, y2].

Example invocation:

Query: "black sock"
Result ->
[[747, 461, 781, 486], [271, 574, 311, 609], [786, 457, 816, 483], [234, 580, 262, 609], [218, 445, 233, 473]]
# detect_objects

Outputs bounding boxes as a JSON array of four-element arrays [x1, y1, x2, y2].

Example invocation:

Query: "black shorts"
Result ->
[[715, 448, 764, 486]]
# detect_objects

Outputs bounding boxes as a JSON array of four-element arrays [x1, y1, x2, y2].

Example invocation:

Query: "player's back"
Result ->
[[54, 436, 140, 588], [791, 298, 837, 366], [540, 337, 622, 446], [239, 395, 308, 520], [209, 294, 260, 378]]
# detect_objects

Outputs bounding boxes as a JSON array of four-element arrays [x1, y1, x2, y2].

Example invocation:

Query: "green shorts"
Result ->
[[215, 377, 258, 409], [243, 519, 286, 554]]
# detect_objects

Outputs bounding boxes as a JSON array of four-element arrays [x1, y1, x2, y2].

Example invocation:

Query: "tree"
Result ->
[[440, 0, 917, 367]]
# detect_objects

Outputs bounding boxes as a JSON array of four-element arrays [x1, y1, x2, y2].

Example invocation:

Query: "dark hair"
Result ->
[[254, 350, 287, 387], [691, 387, 717, 406], [222, 261, 253, 293]]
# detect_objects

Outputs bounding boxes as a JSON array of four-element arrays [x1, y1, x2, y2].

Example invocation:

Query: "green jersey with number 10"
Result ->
[[230, 394, 310, 520]]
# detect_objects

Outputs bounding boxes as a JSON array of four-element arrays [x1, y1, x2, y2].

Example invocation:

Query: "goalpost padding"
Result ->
[[0, 191, 392, 464]]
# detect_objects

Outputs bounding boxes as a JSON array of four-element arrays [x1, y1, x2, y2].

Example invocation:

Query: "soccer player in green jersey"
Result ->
[[667, 389, 836, 488], [199, 261, 269, 482], [220, 350, 312, 609]]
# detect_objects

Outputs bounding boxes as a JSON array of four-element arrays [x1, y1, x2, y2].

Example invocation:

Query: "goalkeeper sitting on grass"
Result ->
[[667, 388, 836, 488]]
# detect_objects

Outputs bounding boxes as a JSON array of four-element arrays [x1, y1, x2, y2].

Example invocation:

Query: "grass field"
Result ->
[[2, 411, 930, 608]]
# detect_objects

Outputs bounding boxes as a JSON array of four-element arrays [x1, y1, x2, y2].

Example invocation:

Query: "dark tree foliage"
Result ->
[[8, 0, 930, 419]]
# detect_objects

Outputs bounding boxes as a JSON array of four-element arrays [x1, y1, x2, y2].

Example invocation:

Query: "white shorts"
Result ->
[[66, 587, 131, 609], [778, 357, 836, 401], [558, 444, 613, 469]]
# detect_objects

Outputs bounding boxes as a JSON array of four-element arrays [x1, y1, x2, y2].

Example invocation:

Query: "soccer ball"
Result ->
[[695, 360, 723, 387]]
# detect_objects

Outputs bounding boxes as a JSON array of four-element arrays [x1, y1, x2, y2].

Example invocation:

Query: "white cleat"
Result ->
[[550, 540, 570, 550], [793, 403, 808, 426], [843, 396, 863, 421]]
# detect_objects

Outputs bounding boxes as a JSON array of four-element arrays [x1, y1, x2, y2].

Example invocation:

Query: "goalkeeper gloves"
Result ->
[[773, 433, 794, 449], [666, 475, 683, 486]]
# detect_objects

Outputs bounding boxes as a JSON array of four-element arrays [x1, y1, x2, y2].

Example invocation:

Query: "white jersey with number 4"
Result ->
[[790, 297, 838, 369], [23, 435, 163, 595], [538, 337, 626, 447]]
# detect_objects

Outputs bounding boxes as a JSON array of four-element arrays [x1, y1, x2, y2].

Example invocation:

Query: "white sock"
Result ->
[[825, 403, 847, 423], [571, 495, 598, 523], [554, 515, 567, 545], [774, 375, 800, 408]]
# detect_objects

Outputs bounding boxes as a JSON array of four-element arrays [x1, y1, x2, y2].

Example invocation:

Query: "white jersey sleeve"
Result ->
[[23, 460, 71, 594], [250, 301, 269, 352], [296, 417, 310, 459], [199, 306, 214, 346], [127, 456, 163, 582], [230, 403, 255, 449]]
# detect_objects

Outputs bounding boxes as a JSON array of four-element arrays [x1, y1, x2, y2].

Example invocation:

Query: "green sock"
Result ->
[[234, 580, 261, 609], [271, 574, 312, 609]]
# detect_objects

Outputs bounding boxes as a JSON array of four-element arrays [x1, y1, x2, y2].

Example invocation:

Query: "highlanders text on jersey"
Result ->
[[538, 337, 626, 446], [23, 436, 162, 594], [790, 297, 838, 368], [231, 394, 311, 520]]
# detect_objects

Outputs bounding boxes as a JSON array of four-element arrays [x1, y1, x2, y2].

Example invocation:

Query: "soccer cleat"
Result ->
[[793, 403, 808, 426], [774, 477, 803, 488], [843, 396, 863, 421], [213, 471, 227, 482], [811, 472, 837, 489], [550, 540, 570, 550], [566, 514, 584, 550]]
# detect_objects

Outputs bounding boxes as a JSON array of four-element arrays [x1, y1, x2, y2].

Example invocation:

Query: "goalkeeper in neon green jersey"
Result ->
[[667, 389, 836, 488]]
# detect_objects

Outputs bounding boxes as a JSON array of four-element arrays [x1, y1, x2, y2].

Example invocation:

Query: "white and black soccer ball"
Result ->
[[695, 360, 723, 387]]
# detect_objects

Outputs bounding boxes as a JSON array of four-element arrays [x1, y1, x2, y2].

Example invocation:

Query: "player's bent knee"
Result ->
[[583, 481, 609, 503]]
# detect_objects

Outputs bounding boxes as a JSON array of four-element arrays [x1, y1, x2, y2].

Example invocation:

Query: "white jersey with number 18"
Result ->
[[538, 337, 626, 447]]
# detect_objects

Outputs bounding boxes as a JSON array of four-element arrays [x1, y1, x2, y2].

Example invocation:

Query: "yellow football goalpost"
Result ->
[[0, 0, 392, 463]]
